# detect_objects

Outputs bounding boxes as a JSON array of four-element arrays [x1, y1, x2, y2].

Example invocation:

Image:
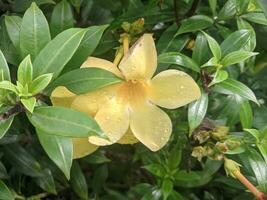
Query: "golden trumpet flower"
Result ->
[[51, 34, 201, 159]]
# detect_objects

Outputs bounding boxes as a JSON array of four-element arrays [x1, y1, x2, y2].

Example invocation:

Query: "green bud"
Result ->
[[225, 140, 241, 150], [224, 158, 241, 178], [211, 126, 229, 140]]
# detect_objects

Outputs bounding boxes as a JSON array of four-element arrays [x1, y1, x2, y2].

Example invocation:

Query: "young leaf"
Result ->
[[21, 97, 36, 113], [37, 129, 73, 180], [202, 31, 221, 60], [63, 25, 109, 72], [50, 0, 74, 37], [0, 81, 18, 94], [158, 52, 200, 72], [29, 73, 53, 95], [27, 106, 105, 138], [0, 50, 10, 81], [20, 2, 51, 59], [33, 28, 87, 79], [188, 92, 208, 134], [239, 99, 253, 129], [209, 69, 228, 87], [47, 68, 122, 95], [70, 161, 88, 200], [4, 15, 22, 50], [0, 180, 14, 200], [214, 79, 258, 105], [176, 15, 213, 35], [161, 179, 173, 200], [17, 55, 33, 86], [220, 51, 258, 67], [220, 29, 250, 56]]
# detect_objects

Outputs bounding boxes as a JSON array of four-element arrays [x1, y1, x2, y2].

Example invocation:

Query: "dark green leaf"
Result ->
[[27, 106, 105, 138], [70, 161, 88, 200], [34, 169, 57, 194], [4, 15, 22, 50], [47, 67, 122, 95], [0, 115, 13, 140], [143, 164, 166, 177], [192, 32, 210, 65], [202, 31, 221, 60], [37, 129, 73, 179], [218, 0, 237, 20], [161, 179, 173, 200], [20, 2, 51, 60], [158, 52, 200, 72], [0, 50, 10, 81], [0, 180, 14, 200], [33, 28, 87, 79], [239, 99, 253, 129]]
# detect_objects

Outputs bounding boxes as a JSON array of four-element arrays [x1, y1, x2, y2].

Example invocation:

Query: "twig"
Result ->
[[0, 104, 24, 121], [173, 0, 180, 25], [186, 0, 201, 17]]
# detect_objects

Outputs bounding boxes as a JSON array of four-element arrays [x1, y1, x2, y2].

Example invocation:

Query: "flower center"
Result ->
[[117, 79, 147, 105]]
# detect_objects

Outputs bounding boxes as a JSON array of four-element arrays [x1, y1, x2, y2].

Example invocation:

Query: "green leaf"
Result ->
[[21, 97, 36, 113], [220, 29, 250, 56], [27, 106, 105, 138], [241, 13, 267, 25], [143, 164, 166, 177], [158, 52, 200, 72], [3, 144, 43, 177], [218, 0, 237, 20], [84, 151, 110, 164], [188, 92, 208, 134], [0, 115, 14, 139], [256, 0, 267, 18], [176, 15, 213, 35], [33, 28, 87, 79], [220, 50, 258, 67], [0, 50, 10, 81], [239, 99, 253, 129], [244, 129, 260, 142], [17, 55, 33, 86], [20, 2, 51, 60], [47, 68, 122, 95], [209, 69, 228, 86], [214, 79, 258, 105], [63, 25, 108, 72], [50, 0, 74, 37], [37, 129, 73, 180], [0, 81, 18, 94], [4, 15, 22, 50], [202, 31, 221, 60], [34, 169, 57, 194], [161, 179, 173, 200], [70, 161, 88, 200], [237, 18, 256, 51], [0, 180, 14, 200], [29, 73, 53, 95], [192, 32, 210, 65]]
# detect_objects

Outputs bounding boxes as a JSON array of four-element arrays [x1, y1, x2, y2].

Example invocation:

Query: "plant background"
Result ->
[[0, 0, 267, 199]]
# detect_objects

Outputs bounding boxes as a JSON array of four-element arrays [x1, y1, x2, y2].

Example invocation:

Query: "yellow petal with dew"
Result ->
[[119, 34, 157, 80], [89, 98, 130, 145], [130, 101, 172, 151], [73, 138, 98, 159], [147, 69, 201, 109]]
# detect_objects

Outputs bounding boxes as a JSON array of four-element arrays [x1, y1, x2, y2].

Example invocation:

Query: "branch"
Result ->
[[173, 0, 180, 25], [0, 104, 24, 121], [186, 0, 201, 17]]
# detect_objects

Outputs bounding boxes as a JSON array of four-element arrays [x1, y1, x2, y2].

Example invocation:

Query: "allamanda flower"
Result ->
[[51, 34, 201, 159]]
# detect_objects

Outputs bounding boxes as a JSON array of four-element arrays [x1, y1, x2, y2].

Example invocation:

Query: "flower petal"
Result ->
[[82, 56, 123, 78], [130, 101, 172, 151], [72, 138, 98, 159], [119, 34, 157, 80], [70, 84, 121, 116], [51, 86, 76, 108], [89, 98, 130, 146], [117, 129, 139, 144], [147, 69, 201, 109]]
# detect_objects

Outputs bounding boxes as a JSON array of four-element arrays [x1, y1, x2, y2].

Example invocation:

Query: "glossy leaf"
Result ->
[[63, 25, 108, 72], [70, 161, 88, 200], [202, 31, 221, 60], [209, 69, 228, 86], [241, 13, 267, 25], [21, 97, 36, 113], [33, 28, 87, 79], [17, 55, 33, 86], [192, 32, 210, 65], [188, 92, 208, 134], [239, 99, 253, 129], [220, 29, 250, 57], [27, 106, 105, 138], [50, 0, 74, 37], [237, 18, 256, 51], [214, 79, 258, 105], [176, 15, 213, 35], [0, 115, 14, 139], [158, 52, 200, 72], [37, 129, 73, 179], [4, 15, 22, 50], [220, 51, 258, 67], [47, 67, 122, 95], [0, 50, 10, 81], [0, 180, 14, 200], [29, 73, 53, 95], [218, 0, 237, 20], [161, 179, 173, 200], [20, 2, 51, 59]]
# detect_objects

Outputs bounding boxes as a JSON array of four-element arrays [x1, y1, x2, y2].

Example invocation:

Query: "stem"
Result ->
[[186, 0, 201, 17], [173, 0, 180, 25], [235, 171, 267, 200], [113, 46, 124, 66], [123, 35, 129, 55], [27, 192, 49, 200], [0, 104, 24, 121]]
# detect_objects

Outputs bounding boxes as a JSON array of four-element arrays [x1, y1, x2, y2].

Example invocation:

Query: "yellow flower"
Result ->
[[51, 34, 201, 159]]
